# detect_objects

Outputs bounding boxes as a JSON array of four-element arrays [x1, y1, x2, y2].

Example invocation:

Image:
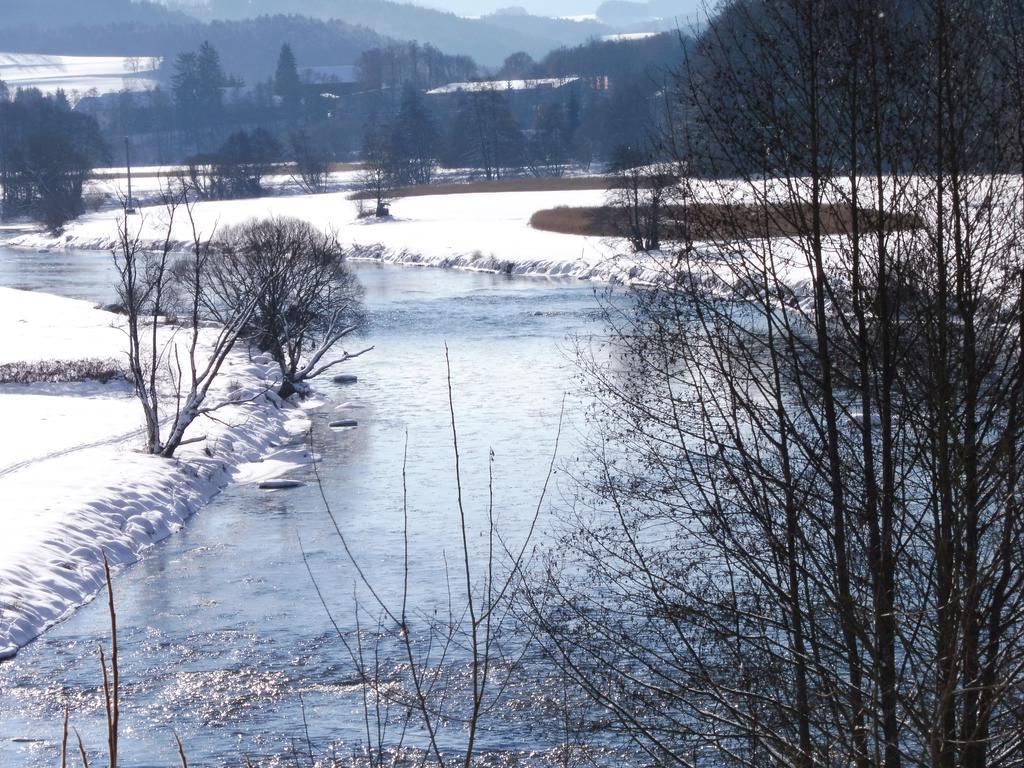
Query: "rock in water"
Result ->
[[259, 479, 304, 490], [330, 419, 358, 428], [333, 374, 358, 384]]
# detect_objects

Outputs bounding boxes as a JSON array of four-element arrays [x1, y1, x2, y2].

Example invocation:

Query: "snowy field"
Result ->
[[1, 171, 842, 289], [0, 288, 315, 659], [0, 52, 160, 96], [2, 183, 630, 279]]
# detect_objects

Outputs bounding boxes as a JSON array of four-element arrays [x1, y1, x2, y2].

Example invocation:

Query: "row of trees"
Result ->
[[86, 27, 672, 166], [355, 41, 478, 95], [372, 84, 653, 182], [0, 88, 107, 228], [181, 125, 335, 199], [182, 128, 283, 200], [360, 83, 591, 211]]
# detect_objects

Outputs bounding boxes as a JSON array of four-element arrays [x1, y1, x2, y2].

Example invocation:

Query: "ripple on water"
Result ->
[[0, 259, 622, 766]]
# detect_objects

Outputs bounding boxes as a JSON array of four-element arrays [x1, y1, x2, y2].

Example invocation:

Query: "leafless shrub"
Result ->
[[301, 350, 565, 766], [206, 217, 371, 399], [114, 180, 263, 457], [83, 191, 111, 213]]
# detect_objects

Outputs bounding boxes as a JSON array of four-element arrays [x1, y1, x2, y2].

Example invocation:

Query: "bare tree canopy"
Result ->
[[207, 216, 368, 399], [536, 2, 1024, 768]]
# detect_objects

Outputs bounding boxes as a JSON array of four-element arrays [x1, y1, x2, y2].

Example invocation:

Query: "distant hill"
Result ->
[[169, 0, 613, 65], [596, 0, 703, 31], [0, 15, 387, 84], [535, 30, 685, 79], [0, 0, 189, 26]]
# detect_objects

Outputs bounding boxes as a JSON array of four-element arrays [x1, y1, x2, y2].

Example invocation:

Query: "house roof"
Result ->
[[426, 77, 579, 95]]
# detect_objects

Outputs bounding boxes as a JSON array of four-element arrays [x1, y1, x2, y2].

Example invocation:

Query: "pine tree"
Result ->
[[274, 43, 302, 117], [195, 41, 226, 119], [171, 51, 201, 125], [391, 83, 438, 185]]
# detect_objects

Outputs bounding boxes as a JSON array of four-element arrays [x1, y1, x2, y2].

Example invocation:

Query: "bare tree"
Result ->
[[114, 181, 262, 458], [606, 144, 676, 252], [535, 2, 1024, 768], [206, 217, 370, 399], [360, 123, 394, 217], [289, 130, 331, 194]]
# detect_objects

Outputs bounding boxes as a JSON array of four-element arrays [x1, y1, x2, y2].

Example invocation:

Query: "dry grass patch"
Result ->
[[529, 203, 922, 241], [0, 358, 125, 385]]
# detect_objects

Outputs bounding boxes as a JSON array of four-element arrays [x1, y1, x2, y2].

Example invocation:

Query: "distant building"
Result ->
[[425, 76, 605, 126], [425, 77, 581, 95]]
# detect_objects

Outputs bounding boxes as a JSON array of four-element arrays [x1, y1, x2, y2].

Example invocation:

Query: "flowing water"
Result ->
[[0, 248, 610, 766]]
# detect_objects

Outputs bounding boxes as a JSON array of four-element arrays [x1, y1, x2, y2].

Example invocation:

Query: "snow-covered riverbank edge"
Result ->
[[0, 287, 319, 660], [0, 187, 636, 281]]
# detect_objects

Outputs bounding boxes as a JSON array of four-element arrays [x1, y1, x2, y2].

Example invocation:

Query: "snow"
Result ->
[[1, 185, 631, 280], [0, 52, 161, 96], [0, 288, 316, 659], [1, 171, 870, 294], [601, 31, 660, 41], [426, 77, 579, 94], [0, 175, 861, 657], [81, 167, 367, 212]]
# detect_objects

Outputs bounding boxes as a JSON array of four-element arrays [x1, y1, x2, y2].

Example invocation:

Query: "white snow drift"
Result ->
[[0, 287, 314, 659]]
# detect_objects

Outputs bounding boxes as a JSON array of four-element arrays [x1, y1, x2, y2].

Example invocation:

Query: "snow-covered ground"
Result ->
[[0, 288, 316, 659], [3, 184, 631, 280], [0, 52, 160, 96]]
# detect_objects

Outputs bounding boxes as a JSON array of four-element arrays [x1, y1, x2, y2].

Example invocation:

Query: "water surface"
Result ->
[[0, 248, 604, 766]]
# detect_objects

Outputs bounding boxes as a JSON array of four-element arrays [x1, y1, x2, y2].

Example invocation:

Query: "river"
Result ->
[[0, 248, 607, 766]]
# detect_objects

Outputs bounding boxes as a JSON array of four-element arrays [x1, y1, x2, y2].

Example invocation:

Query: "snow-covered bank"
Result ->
[[0, 187, 633, 281], [0, 287, 315, 660], [0, 175, 856, 293]]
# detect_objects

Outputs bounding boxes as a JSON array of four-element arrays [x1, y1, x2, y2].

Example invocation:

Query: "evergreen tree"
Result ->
[[391, 83, 438, 185], [170, 50, 201, 124], [274, 43, 303, 117], [446, 91, 524, 180], [196, 41, 226, 119]]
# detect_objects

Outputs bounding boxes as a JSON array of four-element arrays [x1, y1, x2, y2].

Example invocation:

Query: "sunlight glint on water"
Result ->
[[0, 250, 620, 766]]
